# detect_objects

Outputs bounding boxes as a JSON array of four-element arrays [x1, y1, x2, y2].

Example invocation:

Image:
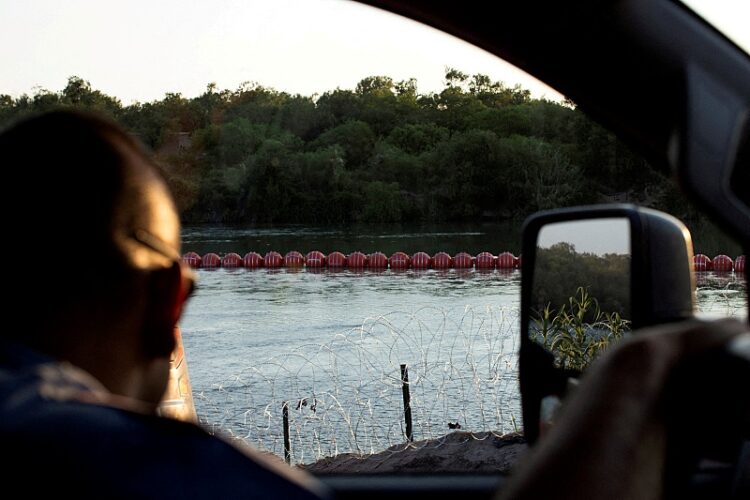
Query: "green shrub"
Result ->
[[530, 287, 631, 371]]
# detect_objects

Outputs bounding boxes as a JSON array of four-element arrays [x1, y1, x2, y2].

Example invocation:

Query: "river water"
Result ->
[[179, 224, 747, 464]]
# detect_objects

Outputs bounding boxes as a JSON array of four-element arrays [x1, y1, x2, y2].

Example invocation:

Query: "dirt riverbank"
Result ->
[[302, 431, 527, 475]]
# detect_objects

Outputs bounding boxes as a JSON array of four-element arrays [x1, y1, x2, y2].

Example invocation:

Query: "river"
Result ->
[[179, 224, 747, 464]]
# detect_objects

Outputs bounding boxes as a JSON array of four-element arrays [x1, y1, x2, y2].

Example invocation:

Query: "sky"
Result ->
[[537, 219, 631, 256], [0, 1, 747, 105], [0, 0, 563, 104]]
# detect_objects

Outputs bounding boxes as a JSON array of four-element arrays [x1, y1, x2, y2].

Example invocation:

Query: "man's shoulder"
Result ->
[[2, 399, 325, 499], [3, 395, 226, 460], [0, 354, 326, 499]]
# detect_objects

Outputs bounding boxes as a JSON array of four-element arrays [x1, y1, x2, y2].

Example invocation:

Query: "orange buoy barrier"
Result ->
[[735, 255, 745, 272], [412, 252, 431, 269], [182, 251, 202, 269], [327, 251, 347, 267], [243, 252, 264, 268], [476, 252, 495, 269], [348, 251, 367, 268], [221, 252, 243, 268], [454, 252, 474, 269], [497, 251, 518, 269], [712, 254, 734, 272], [433, 252, 452, 269], [264, 251, 283, 268], [201, 253, 221, 268], [183, 249, 738, 272], [693, 254, 712, 271], [306, 251, 326, 268], [389, 251, 410, 270], [368, 251, 388, 269], [284, 251, 305, 267]]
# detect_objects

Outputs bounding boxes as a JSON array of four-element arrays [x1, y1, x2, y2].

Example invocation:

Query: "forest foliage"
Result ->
[[0, 72, 692, 224], [532, 242, 630, 320]]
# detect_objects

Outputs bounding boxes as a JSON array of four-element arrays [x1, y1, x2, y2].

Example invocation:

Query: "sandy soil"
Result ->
[[302, 431, 527, 475]]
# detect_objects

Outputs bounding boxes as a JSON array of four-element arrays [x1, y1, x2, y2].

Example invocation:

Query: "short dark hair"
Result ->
[[0, 110, 176, 331]]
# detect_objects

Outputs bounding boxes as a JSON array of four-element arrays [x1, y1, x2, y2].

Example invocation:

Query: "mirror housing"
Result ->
[[520, 204, 695, 444]]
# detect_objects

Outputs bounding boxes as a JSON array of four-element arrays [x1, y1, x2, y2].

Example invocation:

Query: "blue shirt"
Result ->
[[0, 341, 328, 499]]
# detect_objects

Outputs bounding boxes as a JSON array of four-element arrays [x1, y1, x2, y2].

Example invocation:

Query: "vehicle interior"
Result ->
[[2, 0, 748, 499]]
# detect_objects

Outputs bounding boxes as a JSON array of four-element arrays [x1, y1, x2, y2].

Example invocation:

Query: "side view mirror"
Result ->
[[519, 204, 695, 444]]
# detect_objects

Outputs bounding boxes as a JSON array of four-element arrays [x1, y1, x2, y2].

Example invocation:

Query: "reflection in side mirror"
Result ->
[[520, 205, 695, 444], [530, 218, 631, 371]]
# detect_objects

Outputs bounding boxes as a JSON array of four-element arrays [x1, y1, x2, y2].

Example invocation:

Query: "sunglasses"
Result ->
[[132, 228, 197, 299]]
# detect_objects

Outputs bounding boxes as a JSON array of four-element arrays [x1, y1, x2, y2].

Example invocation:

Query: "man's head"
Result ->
[[0, 110, 193, 405]]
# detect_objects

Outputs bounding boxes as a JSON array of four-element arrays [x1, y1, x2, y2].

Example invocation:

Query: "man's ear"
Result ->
[[141, 262, 184, 359]]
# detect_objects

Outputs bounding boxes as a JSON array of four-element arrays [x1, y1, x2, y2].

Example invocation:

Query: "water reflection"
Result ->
[[182, 267, 524, 460], [182, 222, 522, 256], [181, 267, 523, 385], [696, 271, 748, 319]]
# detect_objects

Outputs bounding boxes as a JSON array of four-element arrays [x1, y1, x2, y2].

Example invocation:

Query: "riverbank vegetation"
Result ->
[[1, 72, 696, 224], [530, 287, 631, 371]]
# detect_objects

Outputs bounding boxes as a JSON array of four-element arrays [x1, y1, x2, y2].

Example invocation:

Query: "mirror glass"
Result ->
[[529, 218, 632, 371]]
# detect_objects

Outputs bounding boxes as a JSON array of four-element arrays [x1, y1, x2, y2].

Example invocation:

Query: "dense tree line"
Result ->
[[0, 72, 692, 224], [533, 242, 630, 320]]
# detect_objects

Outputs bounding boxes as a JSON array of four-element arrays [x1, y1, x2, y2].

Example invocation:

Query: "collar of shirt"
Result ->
[[1, 339, 156, 415]]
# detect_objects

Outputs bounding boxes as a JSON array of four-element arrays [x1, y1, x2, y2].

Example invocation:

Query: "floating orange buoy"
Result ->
[[412, 251, 431, 269], [182, 252, 202, 269], [305, 251, 326, 268], [221, 252, 243, 268], [497, 251, 517, 269], [433, 252, 452, 269], [389, 251, 410, 270], [735, 255, 745, 272], [284, 251, 305, 267], [348, 251, 367, 268], [264, 251, 283, 268], [712, 254, 734, 272], [184, 249, 743, 274], [368, 252, 388, 269], [327, 251, 347, 268], [243, 252, 264, 268], [476, 252, 495, 269], [454, 252, 473, 269], [201, 253, 221, 268], [693, 254, 712, 271]]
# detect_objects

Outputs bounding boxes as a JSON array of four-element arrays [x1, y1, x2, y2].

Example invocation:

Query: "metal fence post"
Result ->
[[400, 364, 413, 442], [282, 401, 291, 464]]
